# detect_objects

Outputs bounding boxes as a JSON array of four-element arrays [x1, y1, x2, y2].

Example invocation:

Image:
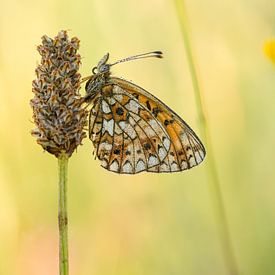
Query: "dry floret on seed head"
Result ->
[[30, 30, 88, 157]]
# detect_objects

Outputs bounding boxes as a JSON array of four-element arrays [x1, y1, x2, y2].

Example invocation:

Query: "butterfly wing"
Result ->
[[89, 78, 205, 174]]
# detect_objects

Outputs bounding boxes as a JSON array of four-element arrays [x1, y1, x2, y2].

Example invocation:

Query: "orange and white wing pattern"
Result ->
[[88, 78, 205, 174]]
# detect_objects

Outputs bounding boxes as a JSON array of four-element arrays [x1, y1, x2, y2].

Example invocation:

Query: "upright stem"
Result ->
[[58, 152, 69, 275], [174, 1, 239, 274]]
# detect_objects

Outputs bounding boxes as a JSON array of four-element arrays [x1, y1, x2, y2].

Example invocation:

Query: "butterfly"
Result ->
[[83, 51, 205, 174]]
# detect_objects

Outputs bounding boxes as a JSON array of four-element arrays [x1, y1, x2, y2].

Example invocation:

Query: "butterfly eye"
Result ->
[[92, 67, 98, 74], [98, 64, 110, 73]]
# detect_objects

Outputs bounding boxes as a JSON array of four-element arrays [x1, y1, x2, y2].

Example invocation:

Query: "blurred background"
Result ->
[[1, 0, 275, 274]]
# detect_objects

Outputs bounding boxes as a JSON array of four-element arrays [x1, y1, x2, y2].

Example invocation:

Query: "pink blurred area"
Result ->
[[17, 228, 59, 275]]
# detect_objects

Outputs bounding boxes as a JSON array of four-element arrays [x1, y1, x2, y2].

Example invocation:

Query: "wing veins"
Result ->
[[112, 78, 206, 169], [89, 100, 101, 140], [106, 101, 116, 169], [186, 129, 198, 165], [115, 118, 140, 173], [88, 99, 103, 161], [187, 128, 206, 156], [95, 99, 104, 161], [172, 120, 192, 169], [111, 97, 151, 170], [119, 131, 124, 173], [114, 92, 176, 171], [112, 96, 161, 171]]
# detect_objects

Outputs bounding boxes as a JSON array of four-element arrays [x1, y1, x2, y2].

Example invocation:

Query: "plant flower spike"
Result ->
[[30, 30, 88, 275]]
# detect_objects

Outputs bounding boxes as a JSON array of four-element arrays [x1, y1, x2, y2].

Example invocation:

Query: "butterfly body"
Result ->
[[84, 52, 206, 174]]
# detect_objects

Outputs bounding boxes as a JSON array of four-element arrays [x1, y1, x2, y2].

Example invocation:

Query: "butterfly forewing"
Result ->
[[88, 78, 205, 174]]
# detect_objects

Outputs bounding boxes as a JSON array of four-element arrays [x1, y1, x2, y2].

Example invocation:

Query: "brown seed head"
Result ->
[[30, 30, 88, 157]]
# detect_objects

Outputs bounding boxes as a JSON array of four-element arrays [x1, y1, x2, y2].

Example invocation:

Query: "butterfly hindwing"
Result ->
[[89, 86, 170, 173]]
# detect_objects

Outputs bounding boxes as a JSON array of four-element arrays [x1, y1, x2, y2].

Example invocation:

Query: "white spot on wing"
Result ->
[[137, 120, 155, 137], [110, 160, 119, 172], [129, 117, 135, 125], [102, 119, 114, 136], [148, 119, 164, 136], [163, 137, 171, 151], [101, 100, 111, 114], [125, 125, 136, 139], [118, 121, 136, 139], [149, 119, 158, 129], [113, 94, 123, 102], [144, 125, 155, 137], [158, 147, 167, 161], [180, 132, 189, 147], [171, 162, 179, 171], [130, 112, 141, 122], [195, 151, 203, 163], [113, 85, 124, 94], [136, 160, 146, 172], [101, 159, 108, 168], [160, 162, 169, 172], [181, 161, 188, 169], [122, 161, 133, 173], [125, 99, 141, 114], [189, 156, 196, 167], [148, 155, 158, 167], [119, 121, 126, 130], [100, 142, 112, 151], [195, 150, 204, 163], [107, 97, 116, 105]]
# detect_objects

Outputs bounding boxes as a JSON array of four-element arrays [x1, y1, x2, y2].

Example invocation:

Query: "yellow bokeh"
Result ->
[[264, 40, 275, 63]]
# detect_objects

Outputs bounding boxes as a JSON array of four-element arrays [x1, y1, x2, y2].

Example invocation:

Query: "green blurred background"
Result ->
[[1, 0, 275, 274]]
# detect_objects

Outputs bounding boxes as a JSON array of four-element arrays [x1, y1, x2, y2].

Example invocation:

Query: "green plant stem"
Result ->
[[58, 152, 69, 275], [174, 1, 239, 274]]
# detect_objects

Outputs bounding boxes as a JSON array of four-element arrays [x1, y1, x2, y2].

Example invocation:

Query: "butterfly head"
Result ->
[[84, 51, 163, 102], [92, 53, 111, 75], [84, 53, 112, 102]]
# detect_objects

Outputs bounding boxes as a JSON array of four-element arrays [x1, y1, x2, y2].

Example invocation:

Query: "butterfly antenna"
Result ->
[[110, 51, 163, 66]]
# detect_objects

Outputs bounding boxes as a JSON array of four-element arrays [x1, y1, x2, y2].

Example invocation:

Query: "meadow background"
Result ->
[[1, 0, 275, 274]]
